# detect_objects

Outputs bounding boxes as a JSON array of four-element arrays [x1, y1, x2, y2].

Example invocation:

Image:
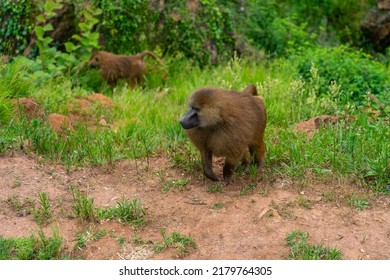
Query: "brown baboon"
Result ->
[[89, 50, 161, 88], [179, 84, 267, 181]]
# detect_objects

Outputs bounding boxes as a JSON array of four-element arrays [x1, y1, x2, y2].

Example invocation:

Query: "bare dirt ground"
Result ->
[[1, 151, 389, 260]]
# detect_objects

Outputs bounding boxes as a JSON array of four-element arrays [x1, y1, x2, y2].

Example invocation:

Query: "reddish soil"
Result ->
[[46, 113, 74, 134], [1, 152, 389, 260], [294, 115, 339, 138], [11, 97, 45, 120]]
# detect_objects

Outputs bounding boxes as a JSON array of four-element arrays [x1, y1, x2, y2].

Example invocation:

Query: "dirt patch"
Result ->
[[0, 153, 389, 260], [10, 94, 114, 132], [69, 93, 114, 129], [295, 115, 339, 138], [11, 97, 45, 119], [46, 113, 74, 134]]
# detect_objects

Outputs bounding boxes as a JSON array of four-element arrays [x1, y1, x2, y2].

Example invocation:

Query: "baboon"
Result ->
[[179, 84, 267, 181], [89, 50, 161, 88]]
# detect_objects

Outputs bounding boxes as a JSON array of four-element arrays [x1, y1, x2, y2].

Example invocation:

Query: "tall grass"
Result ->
[[0, 54, 388, 191]]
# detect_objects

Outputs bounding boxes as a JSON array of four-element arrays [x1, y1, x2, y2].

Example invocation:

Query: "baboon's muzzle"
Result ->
[[179, 108, 199, 129]]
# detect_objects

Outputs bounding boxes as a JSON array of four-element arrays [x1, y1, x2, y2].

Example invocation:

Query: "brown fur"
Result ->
[[179, 84, 267, 181], [89, 50, 160, 88]]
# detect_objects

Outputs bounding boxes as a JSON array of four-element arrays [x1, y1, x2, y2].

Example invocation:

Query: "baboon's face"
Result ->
[[89, 53, 101, 69], [180, 91, 222, 129], [180, 106, 200, 129]]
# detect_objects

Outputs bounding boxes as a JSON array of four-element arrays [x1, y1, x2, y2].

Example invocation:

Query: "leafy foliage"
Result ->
[[296, 45, 390, 102], [238, 0, 316, 56], [33, 0, 101, 78], [0, 0, 37, 56], [0, 229, 64, 260], [279, 0, 375, 44], [93, 0, 235, 65]]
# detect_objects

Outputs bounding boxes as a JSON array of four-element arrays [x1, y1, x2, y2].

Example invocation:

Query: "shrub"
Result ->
[[239, 0, 315, 56], [92, 0, 235, 66], [280, 0, 375, 44], [0, 0, 37, 56], [296, 45, 389, 102]]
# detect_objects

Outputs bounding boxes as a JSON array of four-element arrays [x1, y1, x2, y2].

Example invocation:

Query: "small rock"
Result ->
[[99, 118, 108, 126]]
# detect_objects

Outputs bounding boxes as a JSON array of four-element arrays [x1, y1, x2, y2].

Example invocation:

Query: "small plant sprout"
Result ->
[[71, 186, 96, 222], [153, 228, 196, 258], [286, 230, 342, 260], [34, 192, 52, 225]]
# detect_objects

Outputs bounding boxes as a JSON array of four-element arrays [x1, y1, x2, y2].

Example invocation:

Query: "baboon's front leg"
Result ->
[[201, 149, 218, 181]]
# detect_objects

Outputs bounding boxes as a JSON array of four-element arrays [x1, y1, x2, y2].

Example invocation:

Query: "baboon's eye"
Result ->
[[192, 107, 200, 112], [95, 57, 99, 62]]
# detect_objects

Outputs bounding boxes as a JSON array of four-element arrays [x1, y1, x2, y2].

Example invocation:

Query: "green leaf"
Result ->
[[44, 1, 63, 14], [43, 37, 53, 45], [36, 15, 46, 23], [35, 26, 44, 38], [64, 42, 79, 52], [88, 33, 99, 41], [72, 34, 82, 42], [43, 24, 54, 32]]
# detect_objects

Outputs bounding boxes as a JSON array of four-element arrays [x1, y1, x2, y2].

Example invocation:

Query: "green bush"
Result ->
[[279, 0, 375, 44], [238, 0, 315, 56], [296, 45, 389, 102], [92, 0, 235, 65], [0, 0, 37, 56], [237, 0, 375, 56]]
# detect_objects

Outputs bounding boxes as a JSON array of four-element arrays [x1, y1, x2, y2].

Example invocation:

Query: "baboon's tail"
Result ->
[[242, 83, 258, 96], [136, 51, 161, 63]]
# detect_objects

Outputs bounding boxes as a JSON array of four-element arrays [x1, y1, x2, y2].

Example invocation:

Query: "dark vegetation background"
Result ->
[[1, 0, 390, 101], [0, 0, 384, 63]]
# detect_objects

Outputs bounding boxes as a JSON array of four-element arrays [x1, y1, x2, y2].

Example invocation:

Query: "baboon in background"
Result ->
[[179, 84, 267, 181], [89, 50, 161, 88]]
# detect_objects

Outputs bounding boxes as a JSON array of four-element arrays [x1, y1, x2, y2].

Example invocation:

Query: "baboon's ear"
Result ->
[[242, 83, 257, 96]]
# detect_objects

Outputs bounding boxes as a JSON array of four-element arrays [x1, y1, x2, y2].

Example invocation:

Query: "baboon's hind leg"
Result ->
[[252, 135, 266, 170]]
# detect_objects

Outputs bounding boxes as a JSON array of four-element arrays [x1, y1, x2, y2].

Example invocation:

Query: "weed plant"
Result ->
[[96, 197, 147, 227], [34, 192, 52, 225], [0, 229, 64, 260], [71, 187, 96, 222], [153, 228, 196, 257], [74, 227, 108, 250], [286, 230, 342, 260]]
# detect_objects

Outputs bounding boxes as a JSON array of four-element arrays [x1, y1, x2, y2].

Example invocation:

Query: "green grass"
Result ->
[[96, 196, 147, 227], [240, 183, 257, 196], [347, 194, 370, 212], [207, 184, 224, 193], [161, 179, 190, 193], [286, 230, 342, 260], [0, 229, 65, 260], [0, 53, 388, 192], [153, 228, 197, 257], [34, 192, 52, 225], [5, 195, 34, 217], [71, 186, 96, 222], [70, 187, 147, 227], [74, 227, 108, 250]]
